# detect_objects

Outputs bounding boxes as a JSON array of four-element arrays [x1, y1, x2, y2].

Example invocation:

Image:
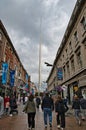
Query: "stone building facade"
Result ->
[[47, 0, 86, 103]]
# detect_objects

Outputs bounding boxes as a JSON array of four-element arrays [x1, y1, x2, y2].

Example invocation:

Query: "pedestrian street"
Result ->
[[0, 104, 86, 130]]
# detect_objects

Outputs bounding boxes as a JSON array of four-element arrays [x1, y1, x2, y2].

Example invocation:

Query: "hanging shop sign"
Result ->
[[57, 67, 63, 80]]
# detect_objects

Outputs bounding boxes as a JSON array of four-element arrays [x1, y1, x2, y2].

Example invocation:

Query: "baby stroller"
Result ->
[[13, 104, 18, 114], [9, 96, 18, 116], [10, 104, 18, 116]]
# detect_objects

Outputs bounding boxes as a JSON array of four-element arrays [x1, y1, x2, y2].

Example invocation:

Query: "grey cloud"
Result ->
[[0, 0, 77, 82]]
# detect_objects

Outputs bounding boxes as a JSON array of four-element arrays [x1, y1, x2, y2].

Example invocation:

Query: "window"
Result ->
[[63, 66, 66, 79], [81, 17, 86, 31], [65, 48, 68, 58], [77, 52, 82, 68], [76, 48, 82, 68], [69, 41, 72, 52], [67, 62, 70, 76], [74, 31, 78, 42], [0, 32, 2, 41], [71, 57, 75, 72]]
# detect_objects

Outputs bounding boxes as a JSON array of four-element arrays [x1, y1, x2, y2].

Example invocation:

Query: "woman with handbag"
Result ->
[[55, 95, 68, 130]]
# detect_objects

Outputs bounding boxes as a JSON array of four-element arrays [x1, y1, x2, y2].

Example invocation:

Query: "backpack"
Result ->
[[80, 99, 86, 109], [36, 98, 40, 105], [57, 101, 68, 113]]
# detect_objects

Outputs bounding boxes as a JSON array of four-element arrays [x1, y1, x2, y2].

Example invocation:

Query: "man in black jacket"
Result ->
[[41, 92, 54, 128]]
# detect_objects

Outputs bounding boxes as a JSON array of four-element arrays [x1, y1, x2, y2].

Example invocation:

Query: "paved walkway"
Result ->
[[0, 104, 86, 130]]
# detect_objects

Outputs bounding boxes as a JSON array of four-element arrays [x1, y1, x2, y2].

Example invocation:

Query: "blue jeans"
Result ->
[[43, 108, 52, 125], [74, 109, 81, 122], [56, 113, 65, 128]]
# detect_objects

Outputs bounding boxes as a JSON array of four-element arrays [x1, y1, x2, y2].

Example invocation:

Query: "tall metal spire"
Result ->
[[38, 18, 42, 93]]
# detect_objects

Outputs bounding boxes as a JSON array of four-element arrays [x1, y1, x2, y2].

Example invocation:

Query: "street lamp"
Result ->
[[45, 61, 64, 95], [44, 62, 53, 67]]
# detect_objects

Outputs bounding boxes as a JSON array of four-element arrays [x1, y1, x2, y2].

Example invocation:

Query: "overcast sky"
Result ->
[[0, 0, 77, 85]]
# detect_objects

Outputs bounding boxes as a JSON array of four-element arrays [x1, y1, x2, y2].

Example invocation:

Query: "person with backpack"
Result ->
[[36, 96, 41, 109], [55, 95, 68, 130], [41, 92, 54, 128]]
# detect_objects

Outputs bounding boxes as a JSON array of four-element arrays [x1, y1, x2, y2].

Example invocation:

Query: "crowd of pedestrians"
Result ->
[[0, 91, 86, 130], [0, 93, 18, 118]]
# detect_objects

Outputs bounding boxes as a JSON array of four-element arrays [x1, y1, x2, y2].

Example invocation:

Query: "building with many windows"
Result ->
[[0, 20, 30, 97], [47, 0, 86, 103]]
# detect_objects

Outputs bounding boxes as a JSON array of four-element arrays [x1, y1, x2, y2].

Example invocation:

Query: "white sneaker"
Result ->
[[45, 125, 47, 128], [61, 128, 64, 130], [9, 114, 13, 117], [78, 120, 81, 126], [27, 127, 30, 130], [57, 125, 60, 129]]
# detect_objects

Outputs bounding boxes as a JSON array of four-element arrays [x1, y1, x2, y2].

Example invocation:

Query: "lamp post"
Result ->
[[44, 61, 58, 94], [44, 62, 53, 67], [45, 61, 63, 95]]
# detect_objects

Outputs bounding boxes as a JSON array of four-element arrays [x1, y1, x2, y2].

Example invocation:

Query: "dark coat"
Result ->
[[41, 96, 54, 110], [10, 97, 17, 109], [36, 97, 41, 105], [55, 100, 68, 113], [72, 99, 80, 109], [80, 98, 86, 109]]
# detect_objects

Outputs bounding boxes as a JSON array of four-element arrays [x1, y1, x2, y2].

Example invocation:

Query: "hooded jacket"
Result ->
[[23, 98, 36, 113]]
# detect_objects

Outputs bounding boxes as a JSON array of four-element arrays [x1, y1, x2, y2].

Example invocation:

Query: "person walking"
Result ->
[[9, 95, 18, 116], [23, 94, 25, 104], [36, 96, 41, 109], [0, 92, 4, 119], [80, 96, 86, 120], [41, 92, 54, 128], [23, 94, 36, 130], [72, 95, 81, 126], [55, 95, 68, 130], [4, 95, 10, 115]]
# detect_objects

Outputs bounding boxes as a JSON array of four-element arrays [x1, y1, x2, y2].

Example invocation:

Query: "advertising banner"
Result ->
[[10, 70, 15, 87], [25, 74, 29, 91], [26, 74, 29, 82], [2, 62, 8, 84], [57, 67, 63, 80]]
